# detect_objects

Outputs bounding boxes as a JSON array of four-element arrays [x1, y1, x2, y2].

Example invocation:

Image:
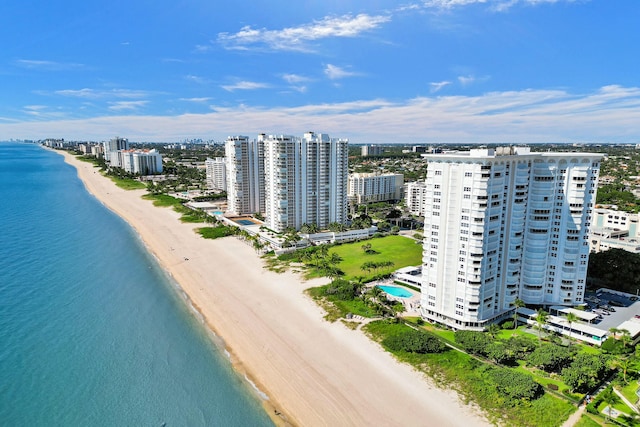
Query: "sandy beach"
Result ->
[[61, 151, 490, 427]]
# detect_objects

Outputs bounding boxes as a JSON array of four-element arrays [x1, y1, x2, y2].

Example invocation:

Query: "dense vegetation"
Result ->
[[588, 248, 640, 294], [365, 321, 575, 427]]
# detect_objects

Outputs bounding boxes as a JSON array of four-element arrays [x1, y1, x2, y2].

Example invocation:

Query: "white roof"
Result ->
[[550, 306, 599, 321], [616, 320, 640, 338]]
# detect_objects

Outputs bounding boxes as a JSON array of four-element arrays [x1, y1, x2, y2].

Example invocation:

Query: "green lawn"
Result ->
[[574, 415, 602, 427], [142, 194, 210, 223], [108, 175, 146, 190], [196, 226, 233, 239], [143, 193, 183, 207], [329, 235, 422, 280]]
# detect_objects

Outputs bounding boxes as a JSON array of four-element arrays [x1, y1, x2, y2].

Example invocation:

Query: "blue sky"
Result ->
[[0, 0, 638, 143]]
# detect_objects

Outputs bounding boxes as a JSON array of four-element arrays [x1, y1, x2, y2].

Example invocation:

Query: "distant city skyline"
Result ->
[[1, 0, 638, 143]]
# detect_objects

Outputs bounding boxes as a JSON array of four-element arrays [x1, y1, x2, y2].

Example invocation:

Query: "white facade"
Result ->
[[111, 149, 163, 174], [103, 137, 129, 162], [205, 157, 227, 191], [225, 136, 265, 216], [347, 173, 404, 204], [263, 132, 348, 232], [420, 147, 602, 330], [405, 181, 428, 216], [590, 208, 640, 253], [361, 145, 383, 157]]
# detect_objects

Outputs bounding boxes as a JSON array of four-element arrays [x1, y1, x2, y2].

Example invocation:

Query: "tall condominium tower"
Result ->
[[205, 157, 227, 191], [103, 136, 129, 162], [225, 136, 264, 216], [263, 132, 348, 232], [420, 147, 602, 330]]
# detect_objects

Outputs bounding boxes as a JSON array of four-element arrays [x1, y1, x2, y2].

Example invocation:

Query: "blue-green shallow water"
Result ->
[[0, 143, 273, 426]]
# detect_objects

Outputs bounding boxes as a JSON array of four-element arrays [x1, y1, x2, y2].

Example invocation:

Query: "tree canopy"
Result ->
[[588, 248, 640, 294]]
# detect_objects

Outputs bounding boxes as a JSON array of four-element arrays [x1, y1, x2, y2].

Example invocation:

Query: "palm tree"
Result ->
[[487, 323, 501, 340], [535, 309, 548, 343], [601, 387, 621, 422], [513, 298, 525, 329], [619, 329, 632, 349], [564, 312, 579, 348], [610, 356, 633, 384]]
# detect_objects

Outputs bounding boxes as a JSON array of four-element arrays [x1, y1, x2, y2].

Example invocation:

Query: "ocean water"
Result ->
[[0, 143, 273, 426]]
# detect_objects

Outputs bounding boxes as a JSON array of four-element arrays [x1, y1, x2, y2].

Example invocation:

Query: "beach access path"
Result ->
[[62, 151, 489, 427]]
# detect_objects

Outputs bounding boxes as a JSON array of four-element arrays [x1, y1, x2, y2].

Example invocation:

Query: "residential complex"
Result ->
[[225, 136, 265, 216], [347, 173, 404, 204], [590, 208, 640, 253], [110, 149, 163, 175], [103, 137, 129, 162], [205, 157, 227, 192], [263, 132, 349, 232], [361, 145, 384, 157], [405, 181, 428, 216], [420, 147, 602, 330]]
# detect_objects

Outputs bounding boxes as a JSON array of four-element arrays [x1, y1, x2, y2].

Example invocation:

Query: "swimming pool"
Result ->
[[236, 219, 255, 226], [377, 285, 413, 299]]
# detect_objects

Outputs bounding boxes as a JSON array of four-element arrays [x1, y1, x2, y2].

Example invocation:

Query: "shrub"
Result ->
[[526, 344, 572, 373], [382, 329, 446, 354], [454, 330, 491, 355], [324, 279, 359, 301], [501, 320, 514, 330], [491, 368, 543, 400], [547, 383, 559, 391]]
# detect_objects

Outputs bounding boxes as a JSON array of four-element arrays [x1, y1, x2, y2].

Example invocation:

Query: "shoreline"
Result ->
[[59, 150, 490, 427]]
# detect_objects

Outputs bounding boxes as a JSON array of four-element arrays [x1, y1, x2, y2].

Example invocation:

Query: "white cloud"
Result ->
[[3, 86, 639, 144], [282, 74, 310, 84], [324, 64, 359, 80], [185, 75, 210, 85], [457, 74, 490, 86], [14, 59, 84, 70], [221, 81, 270, 92], [179, 97, 212, 102], [217, 13, 390, 51], [430, 81, 451, 93], [421, 0, 581, 12], [53, 88, 151, 99], [108, 101, 148, 111]]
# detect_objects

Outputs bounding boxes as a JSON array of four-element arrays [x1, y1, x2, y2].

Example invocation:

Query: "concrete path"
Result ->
[[560, 405, 586, 427]]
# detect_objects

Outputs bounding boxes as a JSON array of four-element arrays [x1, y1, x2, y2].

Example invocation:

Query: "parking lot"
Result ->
[[584, 290, 640, 332]]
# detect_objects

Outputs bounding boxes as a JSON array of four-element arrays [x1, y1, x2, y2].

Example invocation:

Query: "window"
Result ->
[[464, 187, 471, 192], [465, 172, 473, 177], [435, 170, 442, 176]]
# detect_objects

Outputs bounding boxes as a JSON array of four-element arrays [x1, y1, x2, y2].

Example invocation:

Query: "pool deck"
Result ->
[[375, 280, 421, 315]]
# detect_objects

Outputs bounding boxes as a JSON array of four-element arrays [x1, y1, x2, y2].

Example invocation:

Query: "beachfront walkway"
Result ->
[[560, 405, 585, 427]]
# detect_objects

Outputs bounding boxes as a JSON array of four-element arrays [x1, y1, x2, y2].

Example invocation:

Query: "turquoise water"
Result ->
[[377, 285, 413, 299], [0, 143, 272, 426]]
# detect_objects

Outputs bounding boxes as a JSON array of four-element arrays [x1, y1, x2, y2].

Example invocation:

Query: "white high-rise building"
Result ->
[[103, 137, 129, 162], [361, 145, 384, 157], [225, 136, 265, 216], [111, 149, 163, 174], [420, 147, 602, 330], [205, 157, 227, 191], [347, 173, 404, 204], [405, 181, 428, 216], [263, 132, 348, 232]]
